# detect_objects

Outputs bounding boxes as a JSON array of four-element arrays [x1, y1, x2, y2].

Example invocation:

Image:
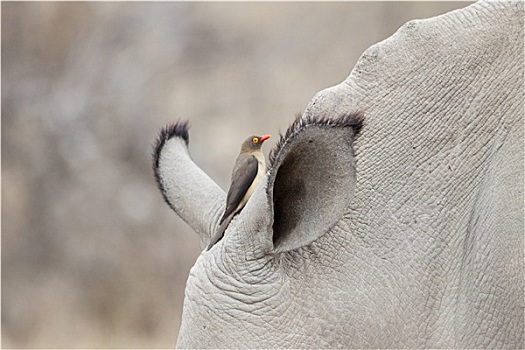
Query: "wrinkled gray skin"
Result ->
[[154, 2, 524, 348]]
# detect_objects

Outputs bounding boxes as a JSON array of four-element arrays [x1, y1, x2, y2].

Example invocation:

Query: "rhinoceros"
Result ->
[[153, 1, 524, 348]]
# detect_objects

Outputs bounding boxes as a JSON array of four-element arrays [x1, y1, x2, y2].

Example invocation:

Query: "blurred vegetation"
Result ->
[[2, 2, 470, 348]]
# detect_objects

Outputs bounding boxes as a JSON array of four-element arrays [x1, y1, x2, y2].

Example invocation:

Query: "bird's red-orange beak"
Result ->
[[260, 134, 271, 142]]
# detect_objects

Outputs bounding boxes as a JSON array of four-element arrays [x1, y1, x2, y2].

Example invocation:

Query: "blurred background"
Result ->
[[2, 2, 471, 348]]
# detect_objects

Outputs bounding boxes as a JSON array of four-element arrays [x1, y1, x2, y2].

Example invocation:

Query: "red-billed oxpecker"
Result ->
[[207, 134, 271, 250]]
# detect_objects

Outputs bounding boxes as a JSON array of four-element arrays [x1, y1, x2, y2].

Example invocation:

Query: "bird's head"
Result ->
[[241, 134, 271, 152]]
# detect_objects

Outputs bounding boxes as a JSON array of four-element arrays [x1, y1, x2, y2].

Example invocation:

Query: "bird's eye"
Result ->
[[252, 137, 259, 143]]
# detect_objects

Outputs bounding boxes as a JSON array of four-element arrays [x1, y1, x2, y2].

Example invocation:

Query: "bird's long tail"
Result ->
[[206, 214, 234, 250]]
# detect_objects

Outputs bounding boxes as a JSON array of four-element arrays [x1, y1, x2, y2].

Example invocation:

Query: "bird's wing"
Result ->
[[208, 155, 258, 251], [220, 154, 258, 223]]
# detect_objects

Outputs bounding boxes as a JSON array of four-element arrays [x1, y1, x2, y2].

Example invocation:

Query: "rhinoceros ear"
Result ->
[[267, 112, 363, 253]]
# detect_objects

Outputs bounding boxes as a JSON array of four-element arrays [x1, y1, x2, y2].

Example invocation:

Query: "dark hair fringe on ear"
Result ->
[[155, 120, 190, 148], [268, 111, 364, 167], [153, 120, 190, 172], [152, 120, 190, 210]]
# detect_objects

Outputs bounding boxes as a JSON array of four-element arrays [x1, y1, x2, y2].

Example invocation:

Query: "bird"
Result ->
[[207, 134, 271, 250]]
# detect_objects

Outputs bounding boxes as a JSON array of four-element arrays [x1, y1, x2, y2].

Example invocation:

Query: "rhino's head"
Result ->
[[152, 1, 523, 348]]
